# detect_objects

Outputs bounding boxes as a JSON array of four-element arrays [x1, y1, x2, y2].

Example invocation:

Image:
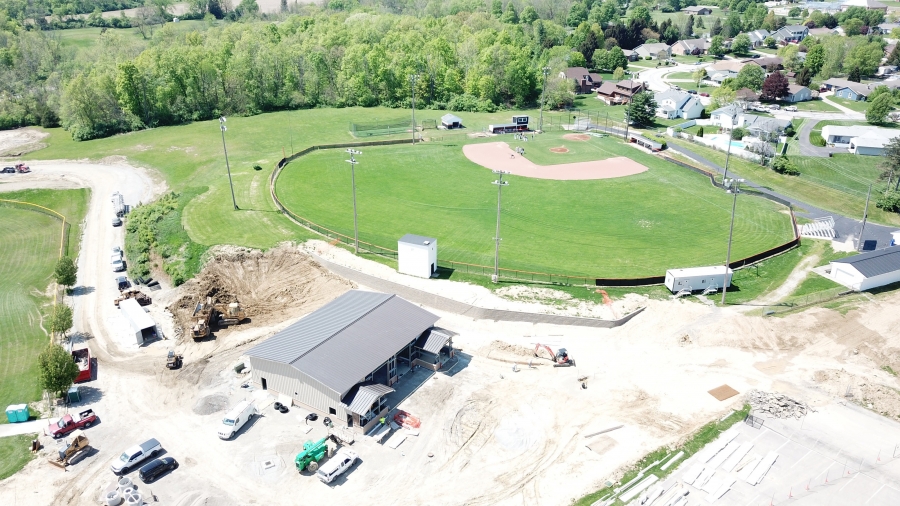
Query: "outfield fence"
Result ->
[[349, 119, 414, 138], [271, 137, 802, 288]]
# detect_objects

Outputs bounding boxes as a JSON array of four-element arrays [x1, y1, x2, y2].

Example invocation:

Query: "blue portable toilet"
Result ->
[[15, 404, 29, 422], [5, 405, 16, 423]]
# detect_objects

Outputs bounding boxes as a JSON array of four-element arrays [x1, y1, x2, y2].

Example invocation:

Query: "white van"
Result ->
[[218, 400, 257, 440], [316, 448, 359, 484]]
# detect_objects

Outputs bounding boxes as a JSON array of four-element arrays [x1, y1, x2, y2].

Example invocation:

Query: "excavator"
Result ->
[[48, 430, 91, 469], [534, 343, 575, 367], [189, 297, 248, 340], [214, 301, 246, 326]]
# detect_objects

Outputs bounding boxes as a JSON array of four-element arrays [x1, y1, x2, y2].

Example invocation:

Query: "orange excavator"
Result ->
[[534, 344, 575, 367]]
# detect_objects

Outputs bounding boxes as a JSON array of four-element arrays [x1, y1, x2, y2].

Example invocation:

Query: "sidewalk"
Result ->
[[0, 419, 48, 438]]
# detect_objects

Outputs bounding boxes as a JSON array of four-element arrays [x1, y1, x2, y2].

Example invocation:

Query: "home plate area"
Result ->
[[462, 142, 648, 181]]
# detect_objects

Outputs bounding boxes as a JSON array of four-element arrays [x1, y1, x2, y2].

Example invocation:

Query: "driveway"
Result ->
[[793, 119, 844, 157]]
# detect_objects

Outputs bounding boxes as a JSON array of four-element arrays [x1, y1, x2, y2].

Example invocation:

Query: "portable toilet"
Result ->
[[5, 405, 17, 423], [67, 386, 81, 404], [15, 404, 29, 422]]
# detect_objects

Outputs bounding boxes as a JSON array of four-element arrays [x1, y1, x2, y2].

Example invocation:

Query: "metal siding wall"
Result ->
[[248, 357, 341, 415]]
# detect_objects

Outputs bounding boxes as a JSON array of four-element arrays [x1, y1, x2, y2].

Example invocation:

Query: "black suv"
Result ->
[[139, 457, 178, 483]]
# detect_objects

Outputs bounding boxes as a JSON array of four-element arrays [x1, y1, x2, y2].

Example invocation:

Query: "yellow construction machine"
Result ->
[[48, 430, 91, 469]]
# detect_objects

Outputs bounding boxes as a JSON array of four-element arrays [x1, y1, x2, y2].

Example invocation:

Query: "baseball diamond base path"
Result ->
[[463, 141, 649, 180]]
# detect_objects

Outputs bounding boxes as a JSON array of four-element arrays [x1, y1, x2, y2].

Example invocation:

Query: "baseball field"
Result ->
[[275, 132, 796, 278]]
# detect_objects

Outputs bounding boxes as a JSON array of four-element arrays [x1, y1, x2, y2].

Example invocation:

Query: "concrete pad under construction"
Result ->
[[664, 401, 900, 505]]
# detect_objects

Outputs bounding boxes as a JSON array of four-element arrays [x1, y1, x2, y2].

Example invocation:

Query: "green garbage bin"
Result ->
[[67, 386, 81, 404]]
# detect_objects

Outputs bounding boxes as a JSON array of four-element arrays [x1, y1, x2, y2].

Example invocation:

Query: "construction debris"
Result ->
[[746, 390, 808, 418]]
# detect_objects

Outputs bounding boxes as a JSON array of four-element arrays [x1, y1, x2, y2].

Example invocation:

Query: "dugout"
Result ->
[[398, 234, 438, 278], [665, 266, 732, 293], [488, 115, 529, 134], [441, 113, 463, 129]]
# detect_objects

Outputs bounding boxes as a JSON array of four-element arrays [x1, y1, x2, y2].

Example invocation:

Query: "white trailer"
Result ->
[[665, 266, 732, 294], [397, 234, 437, 278], [111, 192, 125, 217]]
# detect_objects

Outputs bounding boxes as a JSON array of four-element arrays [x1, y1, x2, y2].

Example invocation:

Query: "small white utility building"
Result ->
[[665, 266, 733, 293], [397, 234, 438, 278], [119, 298, 157, 345], [828, 247, 900, 291]]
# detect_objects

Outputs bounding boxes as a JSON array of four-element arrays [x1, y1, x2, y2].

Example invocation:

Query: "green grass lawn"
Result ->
[[46, 20, 213, 50], [778, 99, 839, 113], [0, 434, 36, 480], [667, 138, 900, 227], [275, 132, 795, 278], [664, 72, 698, 80], [0, 189, 89, 424], [827, 96, 870, 113]]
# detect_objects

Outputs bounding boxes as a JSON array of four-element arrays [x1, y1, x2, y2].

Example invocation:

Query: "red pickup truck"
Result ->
[[72, 347, 92, 383], [46, 409, 97, 438]]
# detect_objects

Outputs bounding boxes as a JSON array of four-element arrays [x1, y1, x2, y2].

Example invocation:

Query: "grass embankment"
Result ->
[[125, 189, 209, 285], [0, 189, 89, 419], [277, 134, 795, 278], [667, 138, 900, 227], [0, 434, 37, 480], [575, 405, 752, 506], [787, 242, 851, 299]]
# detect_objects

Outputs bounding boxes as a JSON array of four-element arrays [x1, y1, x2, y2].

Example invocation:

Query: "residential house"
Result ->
[[560, 67, 603, 94], [832, 81, 900, 101], [596, 80, 647, 105], [707, 60, 747, 74], [797, 1, 843, 13], [654, 90, 705, 120], [631, 43, 672, 60], [822, 125, 900, 154], [736, 88, 760, 104], [876, 22, 900, 34], [709, 104, 744, 130], [784, 84, 812, 102], [877, 66, 898, 77], [670, 39, 709, 56], [745, 29, 771, 48], [773, 25, 809, 43], [840, 0, 888, 11], [807, 27, 838, 37], [744, 56, 784, 71], [683, 6, 713, 14], [821, 77, 856, 92], [709, 105, 791, 136], [886, 43, 897, 58]]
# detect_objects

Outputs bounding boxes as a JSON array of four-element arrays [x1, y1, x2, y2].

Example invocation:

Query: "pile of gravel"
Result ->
[[746, 390, 808, 418], [192, 394, 229, 415]]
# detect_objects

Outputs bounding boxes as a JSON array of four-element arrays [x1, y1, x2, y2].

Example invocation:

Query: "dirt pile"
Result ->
[[168, 245, 354, 336], [488, 339, 535, 357], [813, 369, 900, 420], [746, 390, 809, 418]]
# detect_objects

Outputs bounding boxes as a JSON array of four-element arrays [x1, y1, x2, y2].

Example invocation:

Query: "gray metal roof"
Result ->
[[833, 247, 900, 278], [398, 234, 436, 246], [343, 384, 394, 415], [246, 290, 394, 364], [415, 327, 456, 354], [441, 113, 463, 124]]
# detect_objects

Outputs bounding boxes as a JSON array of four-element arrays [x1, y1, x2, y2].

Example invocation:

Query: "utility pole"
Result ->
[[858, 184, 872, 252], [409, 74, 419, 144], [491, 170, 509, 283], [219, 117, 238, 210], [623, 95, 632, 140], [345, 149, 362, 254], [723, 130, 733, 183], [539, 67, 550, 133], [721, 178, 743, 305]]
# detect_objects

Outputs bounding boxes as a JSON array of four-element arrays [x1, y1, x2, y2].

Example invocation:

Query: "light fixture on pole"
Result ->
[[491, 170, 509, 283], [345, 149, 362, 254], [219, 116, 238, 211], [539, 67, 550, 133], [721, 178, 743, 305], [409, 74, 419, 144]]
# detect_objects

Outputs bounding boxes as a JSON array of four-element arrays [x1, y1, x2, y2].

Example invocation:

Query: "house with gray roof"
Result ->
[[829, 247, 900, 291], [670, 38, 709, 56], [655, 89, 705, 120], [631, 42, 672, 60], [773, 25, 809, 43], [745, 29, 771, 47], [245, 290, 454, 432]]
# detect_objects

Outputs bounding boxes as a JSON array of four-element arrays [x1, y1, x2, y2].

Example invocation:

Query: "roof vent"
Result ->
[[423, 241, 430, 245]]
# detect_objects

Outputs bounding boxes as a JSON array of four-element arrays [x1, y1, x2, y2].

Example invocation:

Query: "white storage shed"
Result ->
[[828, 247, 900, 291], [119, 297, 157, 345], [665, 266, 733, 293], [397, 234, 438, 279]]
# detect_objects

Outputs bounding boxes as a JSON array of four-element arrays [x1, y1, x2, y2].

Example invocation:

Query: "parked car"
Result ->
[[672, 85, 681, 90], [112, 216, 122, 227], [138, 457, 178, 483], [768, 104, 781, 111], [1, 166, 15, 173], [784, 105, 797, 112], [46, 409, 97, 438], [316, 448, 359, 484], [218, 400, 257, 440], [687, 89, 697, 95], [112, 255, 125, 273], [112, 246, 122, 255], [111, 438, 162, 475], [700, 92, 709, 97], [116, 276, 130, 290]]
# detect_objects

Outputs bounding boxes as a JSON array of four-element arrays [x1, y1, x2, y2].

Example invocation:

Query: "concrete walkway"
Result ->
[[0, 419, 47, 438], [820, 93, 863, 116]]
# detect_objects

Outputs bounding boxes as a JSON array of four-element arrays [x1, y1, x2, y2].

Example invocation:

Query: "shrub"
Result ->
[[876, 189, 900, 212], [645, 56, 653, 60], [697, 126, 704, 137], [731, 127, 747, 140], [772, 155, 800, 175], [810, 133, 826, 146]]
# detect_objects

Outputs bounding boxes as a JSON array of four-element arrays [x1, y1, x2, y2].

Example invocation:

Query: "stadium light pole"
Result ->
[[409, 74, 419, 144], [539, 67, 550, 133], [345, 149, 362, 254], [219, 116, 238, 211], [491, 170, 510, 283], [721, 178, 743, 305]]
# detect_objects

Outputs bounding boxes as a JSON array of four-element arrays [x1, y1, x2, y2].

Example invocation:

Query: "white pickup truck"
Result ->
[[111, 438, 162, 475], [316, 448, 359, 484]]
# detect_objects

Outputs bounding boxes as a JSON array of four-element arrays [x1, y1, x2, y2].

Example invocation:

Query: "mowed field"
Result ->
[[276, 134, 796, 278], [0, 189, 89, 422]]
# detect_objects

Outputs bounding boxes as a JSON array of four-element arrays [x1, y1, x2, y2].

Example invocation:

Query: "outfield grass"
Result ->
[[276, 133, 795, 278], [667, 138, 900, 227], [0, 434, 36, 480], [0, 189, 89, 423]]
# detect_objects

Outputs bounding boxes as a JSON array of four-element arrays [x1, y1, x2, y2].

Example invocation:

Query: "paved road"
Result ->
[[666, 142, 896, 248], [794, 119, 844, 157], [0, 419, 47, 438]]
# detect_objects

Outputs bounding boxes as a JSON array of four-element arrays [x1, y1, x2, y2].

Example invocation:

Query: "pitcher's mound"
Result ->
[[550, 147, 569, 153], [563, 133, 591, 141]]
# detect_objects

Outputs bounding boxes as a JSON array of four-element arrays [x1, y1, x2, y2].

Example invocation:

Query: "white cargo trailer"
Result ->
[[665, 266, 732, 293]]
